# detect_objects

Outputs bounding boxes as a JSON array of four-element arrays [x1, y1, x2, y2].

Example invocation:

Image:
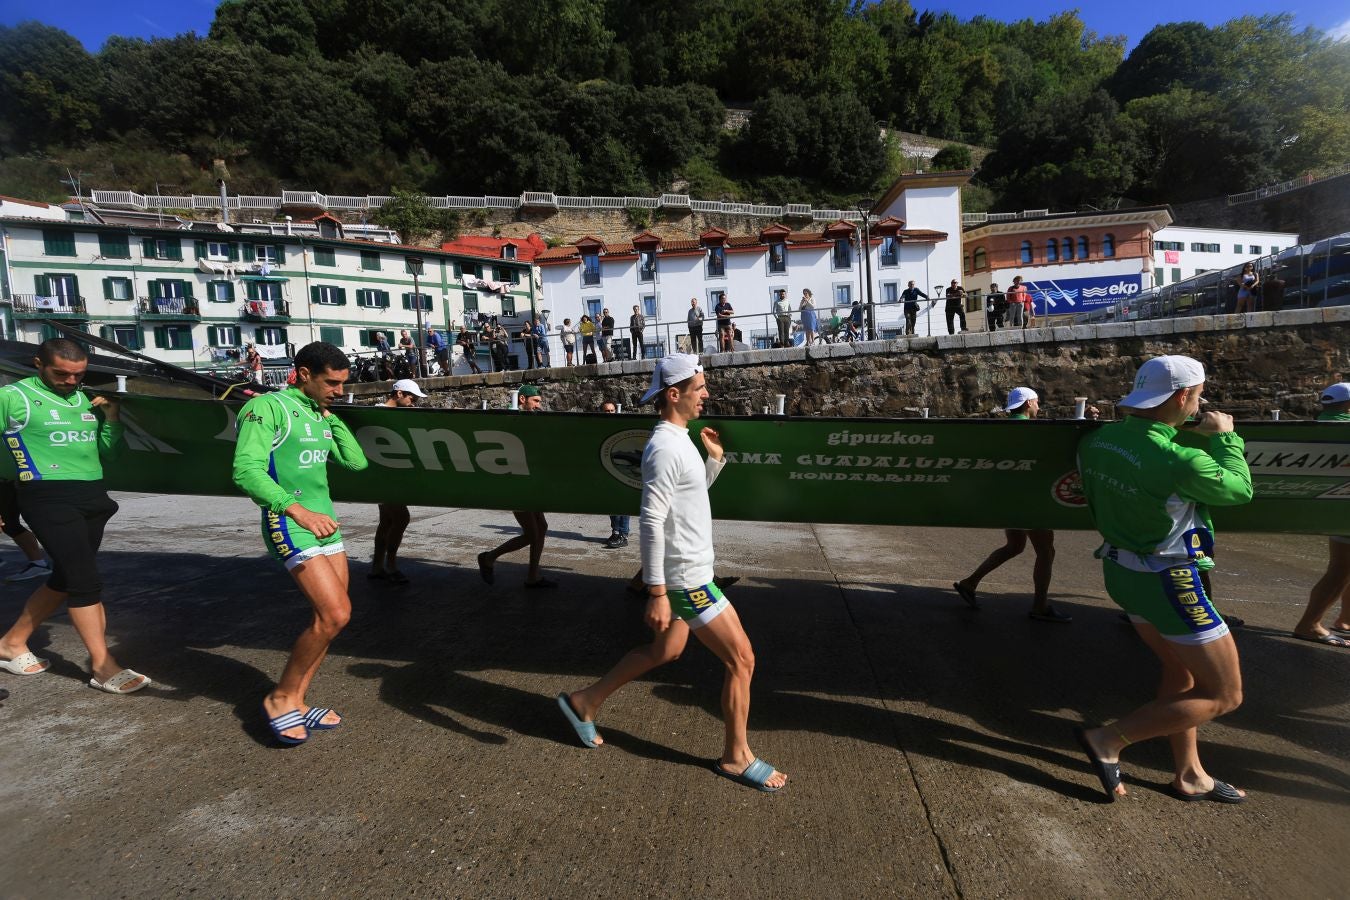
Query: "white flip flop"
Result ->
[[88, 669, 151, 694], [0, 651, 50, 676]]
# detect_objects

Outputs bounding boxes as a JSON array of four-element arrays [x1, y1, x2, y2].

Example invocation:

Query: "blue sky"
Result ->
[[3, 0, 1348, 52]]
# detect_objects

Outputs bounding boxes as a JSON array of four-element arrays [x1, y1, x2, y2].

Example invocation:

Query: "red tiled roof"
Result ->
[[0, 194, 53, 209], [439, 233, 548, 261]]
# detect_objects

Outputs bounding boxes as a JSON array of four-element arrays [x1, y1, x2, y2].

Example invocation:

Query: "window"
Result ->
[[1187, 242, 1217, 253], [834, 283, 852, 306], [459, 261, 481, 279], [496, 265, 520, 284], [638, 250, 657, 283], [1078, 236, 1090, 259], [1102, 234, 1116, 258], [255, 245, 278, 265], [462, 291, 479, 313], [314, 247, 336, 266], [43, 230, 76, 257], [108, 325, 140, 349], [319, 326, 344, 346], [1155, 240, 1184, 252], [706, 246, 726, 278], [142, 238, 183, 261], [207, 325, 240, 347], [881, 282, 899, 304], [1046, 239, 1059, 263], [312, 285, 346, 305], [207, 281, 234, 303], [256, 326, 287, 345], [247, 281, 283, 302], [972, 247, 987, 270], [1249, 245, 1261, 255], [38, 273, 79, 304], [206, 242, 232, 261], [585, 298, 603, 319], [360, 249, 381, 270], [1062, 238, 1074, 261], [767, 242, 787, 273], [582, 253, 601, 286], [963, 255, 972, 276], [1020, 241, 1033, 264], [831, 239, 852, 270], [1171, 268, 1181, 283], [1234, 244, 1243, 254], [356, 289, 389, 308], [153, 279, 185, 300], [102, 277, 132, 301], [641, 293, 658, 318], [152, 324, 193, 350], [501, 296, 516, 316], [99, 234, 130, 258], [502, 245, 517, 260], [401, 292, 432, 311], [879, 237, 898, 267]]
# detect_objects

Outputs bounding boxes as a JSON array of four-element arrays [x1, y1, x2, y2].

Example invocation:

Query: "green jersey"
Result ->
[[232, 387, 368, 516], [1077, 416, 1252, 572], [0, 376, 123, 482]]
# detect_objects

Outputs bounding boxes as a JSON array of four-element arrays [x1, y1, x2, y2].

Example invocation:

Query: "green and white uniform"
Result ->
[[1078, 417, 1253, 643], [233, 388, 369, 569], [0, 376, 123, 482], [1318, 409, 1350, 544]]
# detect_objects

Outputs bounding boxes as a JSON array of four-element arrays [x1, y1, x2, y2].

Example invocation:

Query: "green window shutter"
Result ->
[[70, 275, 81, 301], [142, 238, 156, 259], [315, 247, 335, 266], [402, 293, 411, 310], [153, 326, 167, 349], [243, 244, 255, 262], [227, 243, 239, 262], [311, 285, 321, 304], [103, 277, 114, 300], [274, 245, 286, 265], [99, 234, 129, 258], [463, 291, 478, 311], [206, 325, 217, 346], [165, 239, 183, 261], [149, 280, 162, 300], [225, 281, 235, 301], [337, 287, 347, 306], [379, 291, 390, 308], [279, 328, 289, 343], [319, 326, 343, 345], [100, 325, 112, 340], [43, 230, 75, 256], [181, 280, 194, 299], [422, 295, 433, 311], [246, 282, 259, 301], [195, 240, 207, 259], [34, 274, 50, 295], [254, 327, 264, 342]]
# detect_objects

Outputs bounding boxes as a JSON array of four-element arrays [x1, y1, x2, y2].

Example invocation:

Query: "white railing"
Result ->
[[1227, 162, 1350, 205], [523, 192, 558, 206], [660, 194, 690, 207]]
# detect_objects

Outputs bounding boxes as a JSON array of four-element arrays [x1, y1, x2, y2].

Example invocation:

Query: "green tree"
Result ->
[[930, 145, 972, 171]]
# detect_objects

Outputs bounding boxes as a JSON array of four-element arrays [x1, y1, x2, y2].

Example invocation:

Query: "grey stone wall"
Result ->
[[351, 307, 1350, 421]]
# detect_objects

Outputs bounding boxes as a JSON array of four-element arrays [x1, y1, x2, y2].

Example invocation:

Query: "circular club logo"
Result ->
[[1052, 470, 1087, 507], [600, 429, 651, 489]]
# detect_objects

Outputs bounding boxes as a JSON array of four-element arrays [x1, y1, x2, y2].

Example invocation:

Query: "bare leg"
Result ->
[[957, 530, 1028, 595], [1027, 529, 1056, 613], [482, 512, 536, 565], [568, 620, 691, 746], [1081, 625, 1244, 797], [13, 531, 44, 562], [525, 512, 547, 582], [1294, 539, 1350, 639], [66, 601, 142, 686], [692, 606, 786, 789], [0, 584, 68, 671], [264, 553, 352, 739], [382, 507, 410, 572]]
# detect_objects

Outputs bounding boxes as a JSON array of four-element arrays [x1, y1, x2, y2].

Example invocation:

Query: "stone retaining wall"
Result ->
[[351, 307, 1350, 421]]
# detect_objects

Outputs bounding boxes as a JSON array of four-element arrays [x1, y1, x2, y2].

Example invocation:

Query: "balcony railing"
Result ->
[[240, 299, 292, 322], [10, 294, 88, 318], [137, 297, 202, 321]]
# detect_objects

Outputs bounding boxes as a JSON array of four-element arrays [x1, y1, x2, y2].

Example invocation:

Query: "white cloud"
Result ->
[[1329, 17, 1350, 41]]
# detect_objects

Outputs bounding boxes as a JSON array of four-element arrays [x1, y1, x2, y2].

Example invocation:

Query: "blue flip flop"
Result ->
[[556, 692, 599, 748], [302, 707, 342, 730], [712, 758, 783, 793], [264, 705, 308, 745]]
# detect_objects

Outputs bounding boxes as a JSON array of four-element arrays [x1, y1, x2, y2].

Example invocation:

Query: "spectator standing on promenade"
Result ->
[[1291, 382, 1350, 648], [630, 305, 646, 360], [944, 279, 968, 334], [1233, 262, 1260, 315], [900, 281, 930, 336], [559, 318, 577, 366], [0, 340, 144, 691], [1006, 277, 1029, 328], [532, 318, 549, 367], [426, 327, 449, 376], [557, 355, 787, 792], [1074, 355, 1252, 803], [601, 401, 631, 549], [233, 342, 370, 744], [714, 293, 736, 352], [772, 289, 793, 347], [849, 299, 865, 335], [477, 385, 555, 589], [374, 330, 392, 359], [600, 309, 616, 361], [520, 322, 538, 370], [398, 329, 417, 372], [799, 289, 819, 345], [986, 283, 1004, 331], [489, 322, 510, 372], [579, 315, 597, 363], [245, 342, 264, 385], [953, 388, 1072, 623], [456, 327, 482, 374], [687, 298, 705, 353], [369, 378, 427, 585]]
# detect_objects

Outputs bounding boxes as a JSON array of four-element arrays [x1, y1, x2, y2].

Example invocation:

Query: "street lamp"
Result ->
[[857, 198, 876, 340], [407, 255, 425, 378]]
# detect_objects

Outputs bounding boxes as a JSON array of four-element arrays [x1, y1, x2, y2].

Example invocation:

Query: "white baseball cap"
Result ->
[[1005, 387, 1038, 411], [392, 378, 428, 398], [640, 354, 704, 404], [1120, 355, 1206, 409], [1321, 382, 1350, 404]]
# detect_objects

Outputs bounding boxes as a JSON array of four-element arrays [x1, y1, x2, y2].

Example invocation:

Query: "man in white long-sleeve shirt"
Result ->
[[557, 355, 787, 792]]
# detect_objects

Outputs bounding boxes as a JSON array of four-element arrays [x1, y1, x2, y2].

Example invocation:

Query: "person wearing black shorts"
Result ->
[[0, 339, 148, 692]]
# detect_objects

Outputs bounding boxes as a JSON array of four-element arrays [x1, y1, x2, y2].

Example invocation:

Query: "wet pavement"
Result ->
[[1, 493, 1346, 898]]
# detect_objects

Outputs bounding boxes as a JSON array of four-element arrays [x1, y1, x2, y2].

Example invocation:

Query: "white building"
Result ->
[[536, 172, 970, 352], [1150, 225, 1301, 286]]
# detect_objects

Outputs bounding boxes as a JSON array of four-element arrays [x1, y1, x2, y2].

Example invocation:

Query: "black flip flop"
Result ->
[[1073, 726, 1122, 802], [386, 571, 410, 585], [1168, 780, 1246, 804], [952, 582, 980, 609], [525, 577, 558, 590], [476, 552, 494, 585]]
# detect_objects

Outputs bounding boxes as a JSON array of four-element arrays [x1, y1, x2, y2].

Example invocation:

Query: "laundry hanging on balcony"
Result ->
[[461, 274, 509, 294], [247, 300, 276, 317], [33, 296, 63, 310]]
